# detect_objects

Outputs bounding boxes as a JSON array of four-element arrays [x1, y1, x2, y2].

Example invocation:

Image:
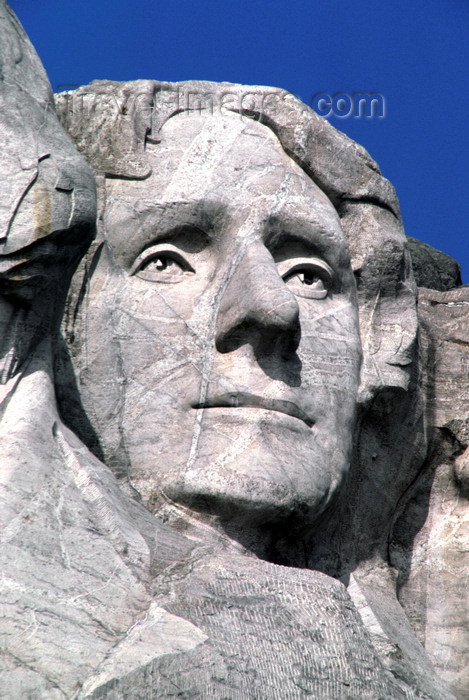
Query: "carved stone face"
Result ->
[[78, 113, 361, 533]]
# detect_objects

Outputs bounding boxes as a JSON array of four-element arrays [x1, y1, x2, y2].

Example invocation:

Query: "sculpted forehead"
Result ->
[[155, 112, 296, 177], [109, 114, 335, 211], [105, 112, 347, 260], [148, 113, 336, 216]]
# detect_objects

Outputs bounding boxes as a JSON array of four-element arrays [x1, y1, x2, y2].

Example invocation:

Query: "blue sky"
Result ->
[[10, 0, 469, 281]]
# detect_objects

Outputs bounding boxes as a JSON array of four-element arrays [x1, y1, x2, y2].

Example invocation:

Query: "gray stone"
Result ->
[[392, 287, 469, 699], [0, 2, 466, 698], [0, 1, 95, 384], [407, 237, 462, 291]]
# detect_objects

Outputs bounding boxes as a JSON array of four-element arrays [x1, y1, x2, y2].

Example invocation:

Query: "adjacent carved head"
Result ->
[[0, 1, 96, 383]]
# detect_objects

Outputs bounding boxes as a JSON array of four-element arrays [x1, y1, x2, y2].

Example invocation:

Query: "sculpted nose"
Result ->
[[215, 243, 300, 354]]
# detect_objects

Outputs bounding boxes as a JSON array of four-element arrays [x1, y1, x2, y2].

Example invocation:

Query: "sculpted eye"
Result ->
[[131, 246, 195, 283], [278, 258, 333, 299]]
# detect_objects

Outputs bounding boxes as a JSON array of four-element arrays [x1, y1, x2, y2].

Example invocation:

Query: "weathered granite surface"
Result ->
[[407, 237, 462, 291], [0, 2, 467, 698], [392, 285, 469, 699]]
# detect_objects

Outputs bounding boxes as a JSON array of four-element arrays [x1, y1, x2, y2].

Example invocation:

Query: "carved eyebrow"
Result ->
[[138, 200, 223, 236], [133, 200, 219, 252], [265, 217, 339, 259], [139, 223, 211, 256]]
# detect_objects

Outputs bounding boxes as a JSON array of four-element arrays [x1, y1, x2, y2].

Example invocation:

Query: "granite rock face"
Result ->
[[0, 2, 467, 698], [393, 285, 469, 699], [407, 237, 462, 291]]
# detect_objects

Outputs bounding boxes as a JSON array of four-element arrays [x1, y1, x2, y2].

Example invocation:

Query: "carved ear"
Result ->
[[339, 200, 417, 403]]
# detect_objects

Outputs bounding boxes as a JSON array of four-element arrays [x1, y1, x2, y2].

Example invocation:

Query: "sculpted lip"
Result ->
[[191, 392, 314, 427]]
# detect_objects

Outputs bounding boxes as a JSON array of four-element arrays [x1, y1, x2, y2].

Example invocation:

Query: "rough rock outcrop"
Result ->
[[407, 237, 462, 291]]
